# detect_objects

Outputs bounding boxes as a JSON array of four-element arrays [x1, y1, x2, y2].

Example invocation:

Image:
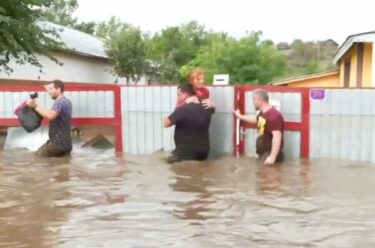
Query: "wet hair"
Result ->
[[253, 89, 269, 102], [188, 68, 205, 85], [52, 79, 65, 93], [178, 84, 196, 96]]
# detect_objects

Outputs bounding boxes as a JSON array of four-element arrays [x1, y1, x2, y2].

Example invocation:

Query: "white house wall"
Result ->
[[0, 51, 149, 85]]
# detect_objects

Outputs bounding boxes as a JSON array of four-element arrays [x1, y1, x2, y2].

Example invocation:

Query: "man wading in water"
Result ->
[[164, 84, 214, 163], [234, 89, 284, 164], [27, 80, 72, 157]]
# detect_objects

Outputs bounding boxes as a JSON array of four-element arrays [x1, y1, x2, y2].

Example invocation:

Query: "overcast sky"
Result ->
[[76, 0, 375, 45]]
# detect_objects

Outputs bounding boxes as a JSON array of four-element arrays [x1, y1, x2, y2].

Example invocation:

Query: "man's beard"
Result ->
[[51, 96, 57, 100]]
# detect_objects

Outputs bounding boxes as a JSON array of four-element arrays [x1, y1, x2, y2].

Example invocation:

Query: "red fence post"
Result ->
[[300, 88, 310, 159], [233, 85, 246, 156], [114, 85, 123, 153], [233, 85, 311, 160], [233, 86, 240, 156], [238, 87, 246, 156]]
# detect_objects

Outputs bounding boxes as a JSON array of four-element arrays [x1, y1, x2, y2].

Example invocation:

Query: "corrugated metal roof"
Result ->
[[38, 21, 108, 59], [270, 70, 339, 86], [333, 32, 375, 64]]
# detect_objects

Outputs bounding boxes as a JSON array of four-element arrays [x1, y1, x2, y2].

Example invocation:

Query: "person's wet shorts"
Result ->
[[36, 141, 72, 158]]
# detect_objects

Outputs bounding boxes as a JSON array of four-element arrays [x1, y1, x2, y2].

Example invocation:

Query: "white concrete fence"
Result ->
[[310, 89, 375, 162], [120, 86, 234, 156], [1, 83, 375, 163]]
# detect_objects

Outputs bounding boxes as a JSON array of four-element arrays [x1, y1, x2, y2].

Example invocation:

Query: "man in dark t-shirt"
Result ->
[[234, 89, 284, 164], [27, 80, 72, 157], [164, 84, 213, 163]]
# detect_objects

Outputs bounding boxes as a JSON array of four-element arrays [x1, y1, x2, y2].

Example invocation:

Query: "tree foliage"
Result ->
[[185, 32, 285, 84], [105, 26, 147, 83], [42, 0, 96, 35], [278, 39, 339, 81], [95, 16, 130, 40], [0, 0, 298, 84], [0, 0, 61, 73], [42, 0, 78, 27], [146, 21, 209, 82]]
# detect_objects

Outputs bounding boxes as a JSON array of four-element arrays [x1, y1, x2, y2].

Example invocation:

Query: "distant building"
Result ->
[[271, 32, 375, 88], [277, 42, 291, 50], [322, 39, 339, 47], [0, 21, 150, 85]]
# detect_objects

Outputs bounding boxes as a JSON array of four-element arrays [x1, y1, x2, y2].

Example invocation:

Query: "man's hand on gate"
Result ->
[[233, 109, 241, 118]]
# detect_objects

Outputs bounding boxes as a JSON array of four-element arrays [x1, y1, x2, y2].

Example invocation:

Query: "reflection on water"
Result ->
[[1, 149, 375, 247]]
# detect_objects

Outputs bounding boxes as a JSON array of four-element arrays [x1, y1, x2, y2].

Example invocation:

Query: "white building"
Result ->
[[0, 21, 149, 85]]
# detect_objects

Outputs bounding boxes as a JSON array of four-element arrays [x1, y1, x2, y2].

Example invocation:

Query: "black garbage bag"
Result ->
[[14, 92, 43, 133]]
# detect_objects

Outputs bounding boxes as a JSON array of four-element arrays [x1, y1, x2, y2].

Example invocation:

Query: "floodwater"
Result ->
[[1, 148, 375, 248]]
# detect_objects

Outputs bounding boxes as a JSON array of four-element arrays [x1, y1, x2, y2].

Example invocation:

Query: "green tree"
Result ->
[[96, 16, 130, 40], [106, 26, 147, 84], [289, 39, 316, 66], [226, 32, 285, 84], [146, 21, 208, 82], [42, 0, 78, 27], [184, 33, 233, 83], [42, 0, 97, 35], [305, 60, 320, 74], [73, 21, 97, 35], [0, 0, 61, 73], [186, 32, 284, 84]]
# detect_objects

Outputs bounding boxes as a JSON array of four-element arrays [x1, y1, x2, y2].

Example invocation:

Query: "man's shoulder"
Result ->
[[59, 97, 72, 104], [267, 108, 283, 120], [53, 97, 72, 109]]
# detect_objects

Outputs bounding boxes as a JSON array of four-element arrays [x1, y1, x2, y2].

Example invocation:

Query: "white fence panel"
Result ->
[[310, 89, 375, 163], [121, 86, 234, 155]]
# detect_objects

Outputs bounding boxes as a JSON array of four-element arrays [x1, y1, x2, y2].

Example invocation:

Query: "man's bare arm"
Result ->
[[34, 106, 58, 121], [233, 109, 256, 124], [269, 130, 282, 161], [27, 99, 58, 121]]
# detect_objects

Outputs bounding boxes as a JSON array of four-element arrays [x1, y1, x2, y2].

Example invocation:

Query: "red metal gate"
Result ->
[[0, 83, 123, 152], [233, 85, 310, 159]]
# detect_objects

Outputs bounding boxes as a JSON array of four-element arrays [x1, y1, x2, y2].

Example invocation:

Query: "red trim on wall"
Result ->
[[0, 84, 117, 92], [0, 118, 118, 127], [243, 122, 304, 131]]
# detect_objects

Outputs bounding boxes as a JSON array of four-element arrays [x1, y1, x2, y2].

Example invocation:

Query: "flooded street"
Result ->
[[1, 149, 375, 248]]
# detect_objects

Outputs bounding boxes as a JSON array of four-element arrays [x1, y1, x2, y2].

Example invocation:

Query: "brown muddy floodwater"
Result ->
[[1, 148, 375, 248]]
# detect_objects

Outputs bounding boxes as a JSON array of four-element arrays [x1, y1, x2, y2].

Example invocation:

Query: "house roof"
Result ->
[[333, 31, 375, 64], [39, 21, 108, 59], [270, 70, 339, 86]]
